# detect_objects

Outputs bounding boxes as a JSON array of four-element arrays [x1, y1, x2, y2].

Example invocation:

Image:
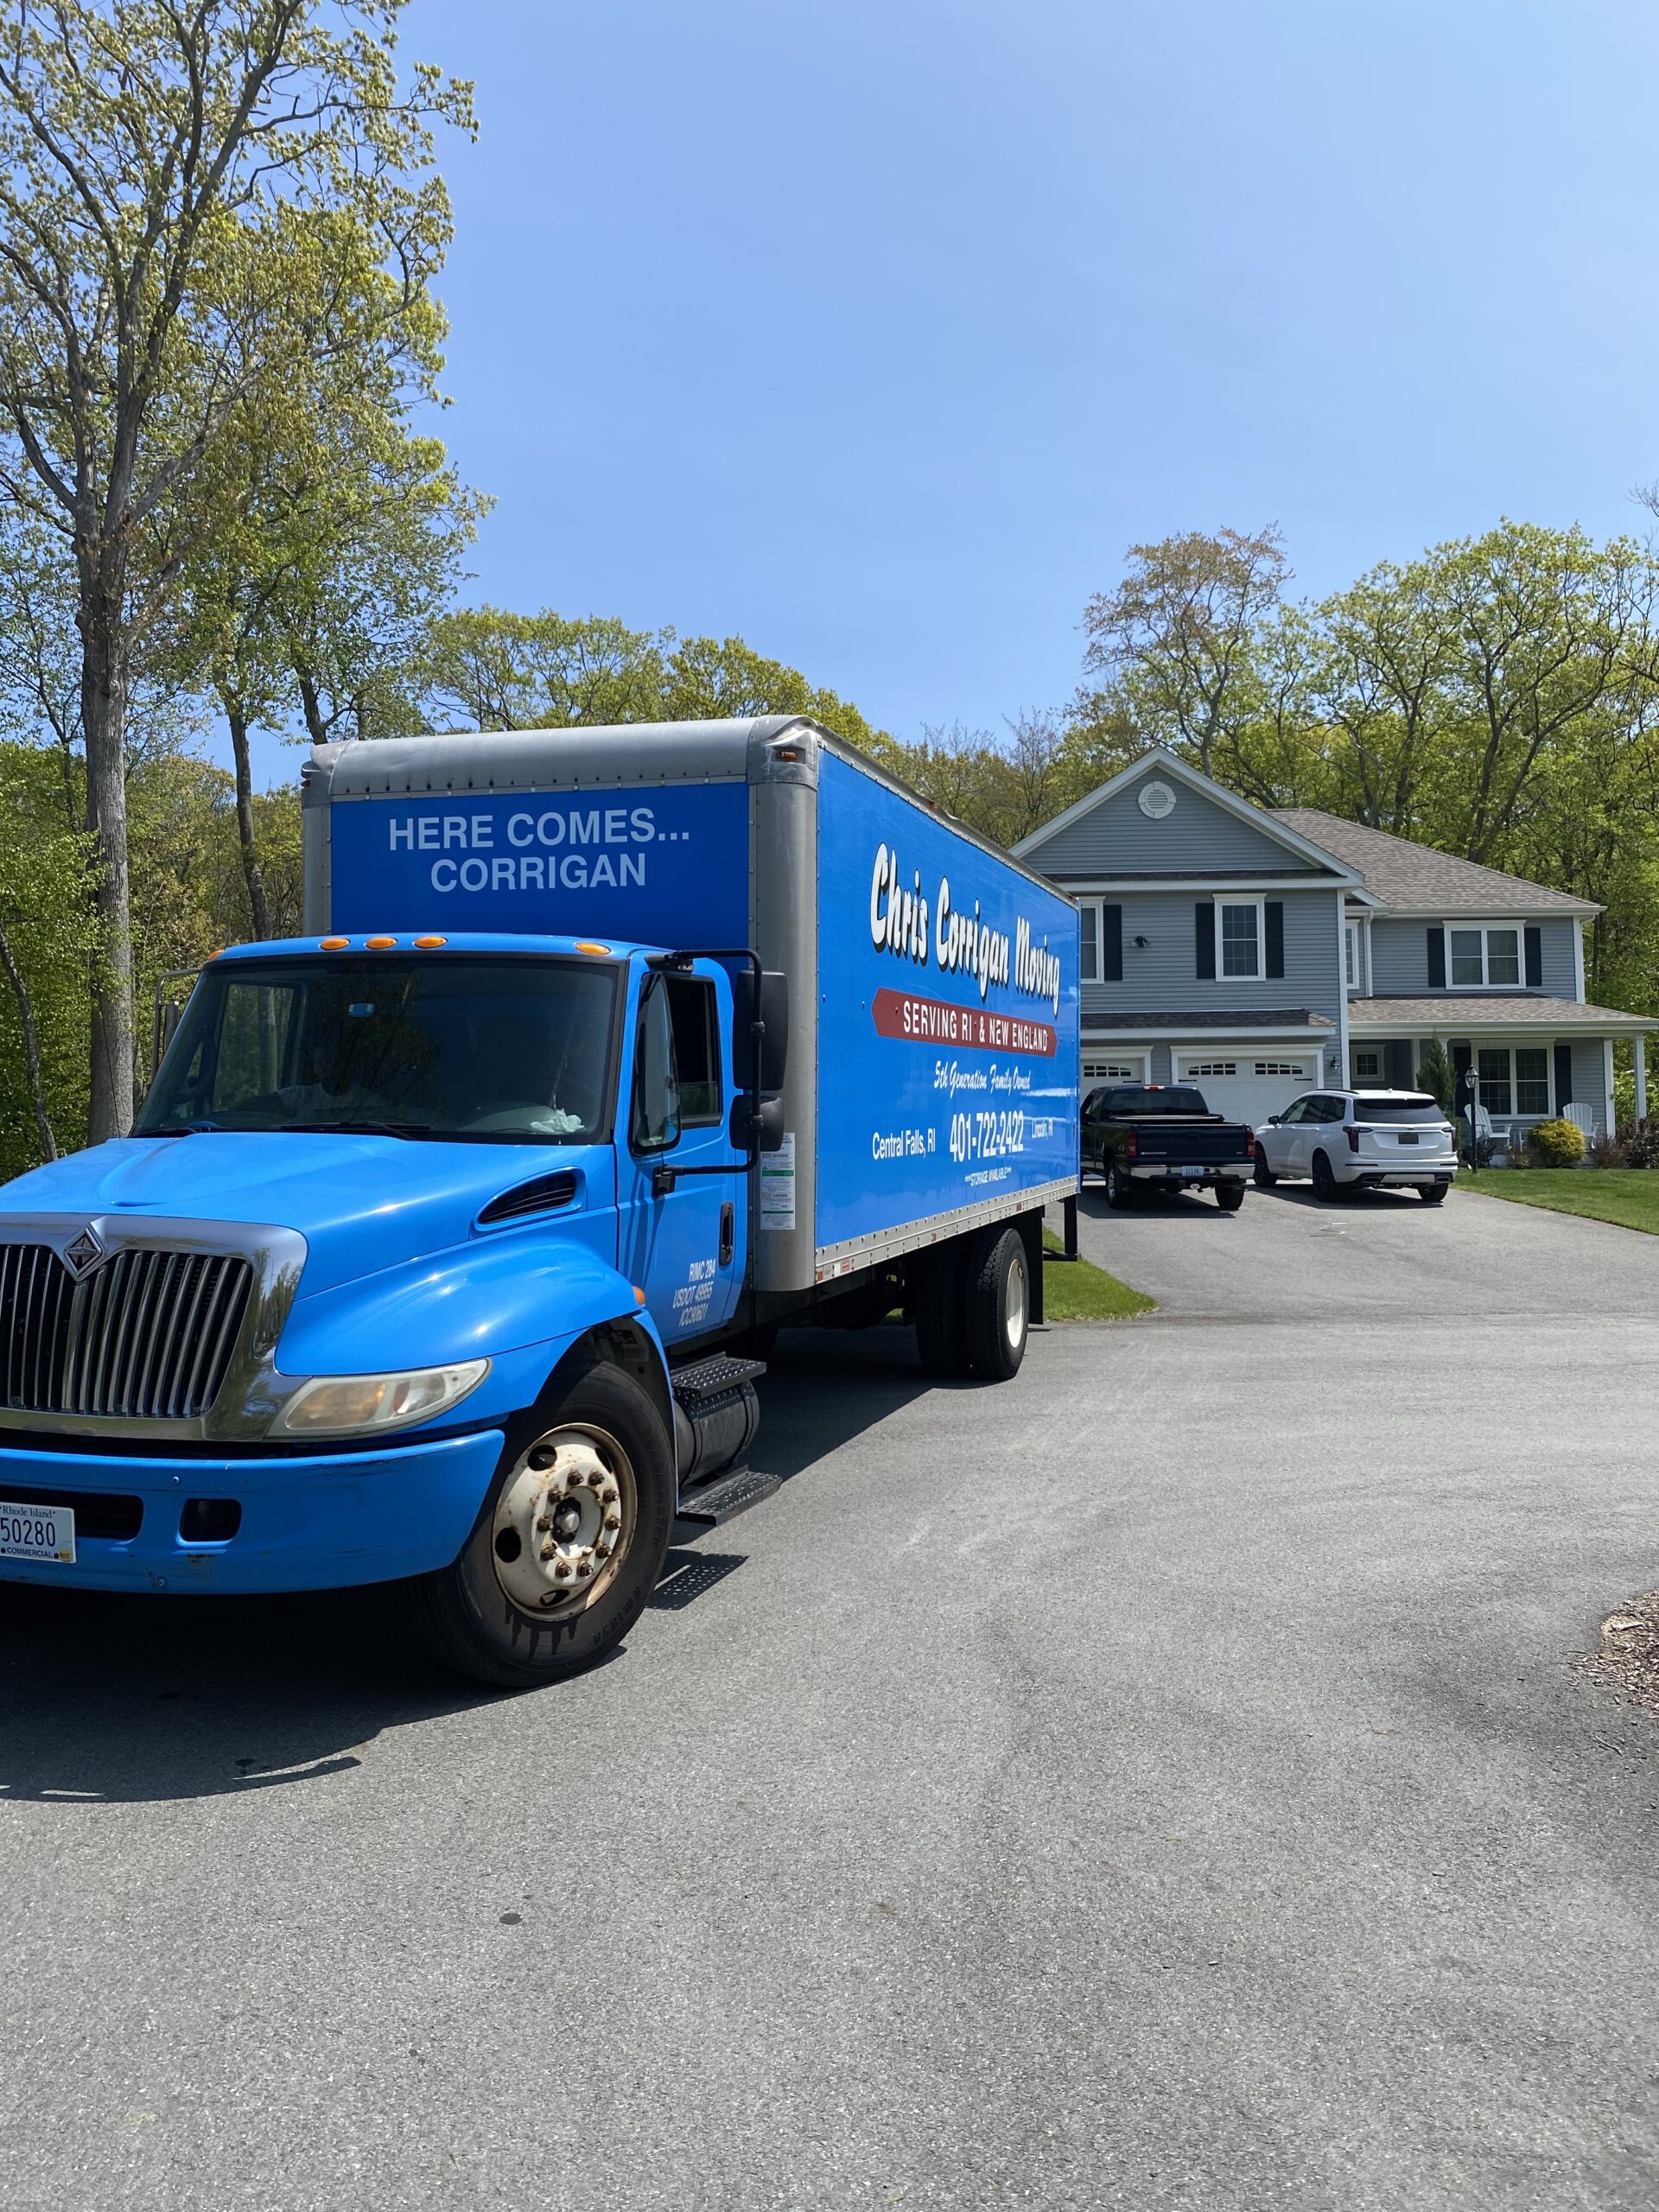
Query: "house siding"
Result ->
[[1077, 887, 1344, 1027], [1568, 1039, 1606, 1127], [1369, 915, 1579, 996], [1033, 778, 1327, 879]]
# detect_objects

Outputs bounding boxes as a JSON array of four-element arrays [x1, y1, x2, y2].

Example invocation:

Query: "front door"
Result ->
[[619, 968, 747, 1344]]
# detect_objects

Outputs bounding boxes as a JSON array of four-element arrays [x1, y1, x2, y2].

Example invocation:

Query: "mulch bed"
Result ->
[[1580, 1592, 1659, 1713]]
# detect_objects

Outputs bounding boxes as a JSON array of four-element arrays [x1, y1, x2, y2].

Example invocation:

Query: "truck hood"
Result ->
[[0, 1135, 612, 1298]]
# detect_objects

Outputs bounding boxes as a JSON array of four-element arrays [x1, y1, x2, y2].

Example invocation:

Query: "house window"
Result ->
[[1474, 1045, 1552, 1118], [1344, 923, 1357, 990], [1449, 925, 1522, 989], [1217, 900, 1262, 979], [1353, 1048, 1383, 1082], [1516, 1048, 1549, 1116], [1079, 904, 1098, 982]]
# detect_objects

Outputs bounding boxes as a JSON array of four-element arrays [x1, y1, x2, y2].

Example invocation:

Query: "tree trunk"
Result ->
[[79, 598, 134, 1143], [295, 665, 330, 746], [0, 918, 58, 1164], [224, 696, 272, 940]]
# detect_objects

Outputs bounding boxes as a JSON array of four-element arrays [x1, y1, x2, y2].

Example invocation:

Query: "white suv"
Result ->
[[1253, 1088, 1458, 1204]]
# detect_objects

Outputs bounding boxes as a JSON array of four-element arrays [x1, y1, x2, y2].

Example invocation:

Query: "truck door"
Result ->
[[619, 967, 747, 1342]]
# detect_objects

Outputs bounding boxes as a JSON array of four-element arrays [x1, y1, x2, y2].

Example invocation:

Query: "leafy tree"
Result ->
[[0, 0, 474, 1137], [418, 608, 665, 733], [1077, 526, 1289, 775]]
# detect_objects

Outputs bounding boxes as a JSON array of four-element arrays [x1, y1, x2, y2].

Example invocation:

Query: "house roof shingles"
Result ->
[[1347, 995, 1657, 1031], [1271, 809, 1599, 917]]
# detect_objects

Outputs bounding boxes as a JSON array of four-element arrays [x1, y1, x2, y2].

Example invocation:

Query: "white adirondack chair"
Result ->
[[1564, 1102, 1597, 1146]]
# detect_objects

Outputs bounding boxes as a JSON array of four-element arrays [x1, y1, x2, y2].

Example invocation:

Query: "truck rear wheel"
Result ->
[[963, 1226, 1029, 1381], [912, 1239, 974, 1378], [1214, 1182, 1244, 1211], [404, 1363, 675, 1688]]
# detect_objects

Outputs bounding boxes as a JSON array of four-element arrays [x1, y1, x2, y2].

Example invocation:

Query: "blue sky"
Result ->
[[236, 0, 1659, 783]]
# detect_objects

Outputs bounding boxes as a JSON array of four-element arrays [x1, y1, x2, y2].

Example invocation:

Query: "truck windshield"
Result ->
[[137, 956, 620, 1143]]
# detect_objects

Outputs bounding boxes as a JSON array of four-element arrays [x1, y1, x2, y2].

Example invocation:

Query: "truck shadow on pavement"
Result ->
[[0, 1332, 941, 1806]]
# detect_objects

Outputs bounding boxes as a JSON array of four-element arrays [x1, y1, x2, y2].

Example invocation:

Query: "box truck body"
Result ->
[[0, 719, 1079, 1682]]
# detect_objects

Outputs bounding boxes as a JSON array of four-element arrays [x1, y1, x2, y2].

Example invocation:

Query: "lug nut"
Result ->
[[536, 1517, 551, 1533], [576, 1560, 592, 1578], [604, 1514, 620, 1531], [539, 1541, 555, 1560]]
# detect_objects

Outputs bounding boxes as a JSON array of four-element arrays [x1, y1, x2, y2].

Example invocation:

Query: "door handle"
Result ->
[[720, 1201, 734, 1267]]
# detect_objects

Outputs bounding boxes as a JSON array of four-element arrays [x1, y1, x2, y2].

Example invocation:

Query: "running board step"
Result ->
[[673, 1463, 781, 1532], [669, 1354, 766, 1408]]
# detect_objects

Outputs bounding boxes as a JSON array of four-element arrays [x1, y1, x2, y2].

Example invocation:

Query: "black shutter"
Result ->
[[1195, 902, 1216, 981], [1452, 1040, 1474, 1134], [1265, 901, 1284, 979], [1524, 926, 1542, 988], [1384, 1039, 1413, 1088], [1427, 926, 1446, 987], [1554, 1043, 1573, 1113], [1101, 905, 1122, 983]]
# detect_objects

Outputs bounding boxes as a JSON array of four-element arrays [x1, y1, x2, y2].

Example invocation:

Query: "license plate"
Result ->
[[0, 1500, 74, 1562], [1181, 1165, 1210, 1176], [1397, 1133, 1419, 1144]]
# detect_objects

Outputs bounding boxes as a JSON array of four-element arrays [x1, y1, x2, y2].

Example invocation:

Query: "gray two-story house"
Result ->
[[1014, 747, 1655, 1136]]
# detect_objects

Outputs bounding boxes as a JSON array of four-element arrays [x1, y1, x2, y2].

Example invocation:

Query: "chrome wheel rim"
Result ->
[[1004, 1251, 1027, 1351], [490, 1423, 636, 1615]]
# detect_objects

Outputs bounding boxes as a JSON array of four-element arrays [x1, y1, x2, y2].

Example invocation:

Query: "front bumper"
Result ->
[[0, 1428, 505, 1594]]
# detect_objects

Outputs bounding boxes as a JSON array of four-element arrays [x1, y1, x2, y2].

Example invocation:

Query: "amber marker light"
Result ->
[[575, 941, 612, 956], [320, 937, 349, 950], [365, 935, 397, 949], [414, 934, 448, 949], [633, 1287, 646, 1306]]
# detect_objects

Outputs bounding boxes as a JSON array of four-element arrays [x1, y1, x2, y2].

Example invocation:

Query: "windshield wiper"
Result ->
[[289, 1120, 439, 1140], [144, 1121, 226, 1136]]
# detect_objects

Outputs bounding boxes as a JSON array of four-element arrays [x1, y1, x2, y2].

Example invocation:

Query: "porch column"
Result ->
[[1637, 1034, 1648, 1123]]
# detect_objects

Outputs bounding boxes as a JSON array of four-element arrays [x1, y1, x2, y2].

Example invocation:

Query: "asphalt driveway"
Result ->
[[5, 1185, 1659, 2209]]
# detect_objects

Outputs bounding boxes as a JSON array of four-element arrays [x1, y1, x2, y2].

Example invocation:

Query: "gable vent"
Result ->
[[478, 1171, 579, 1227]]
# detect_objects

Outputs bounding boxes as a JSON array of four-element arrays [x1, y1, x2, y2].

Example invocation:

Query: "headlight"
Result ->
[[276, 1358, 490, 1437]]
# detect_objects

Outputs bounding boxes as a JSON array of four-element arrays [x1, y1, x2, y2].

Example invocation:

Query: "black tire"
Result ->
[[963, 1225, 1030, 1381], [1253, 1152, 1276, 1189], [912, 1238, 974, 1377], [404, 1361, 675, 1688], [1311, 1149, 1339, 1203], [1106, 1162, 1136, 1211], [1419, 1182, 1449, 1205], [1215, 1181, 1245, 1211]]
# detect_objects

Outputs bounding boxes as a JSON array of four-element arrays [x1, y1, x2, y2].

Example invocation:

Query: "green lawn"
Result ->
[[1459, 1169, 1659, 1235], [1040, 1230, 1157, 1319]]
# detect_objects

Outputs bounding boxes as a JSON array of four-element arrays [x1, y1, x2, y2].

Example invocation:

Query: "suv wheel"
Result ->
[[1311, 1149, 1339, 1203]]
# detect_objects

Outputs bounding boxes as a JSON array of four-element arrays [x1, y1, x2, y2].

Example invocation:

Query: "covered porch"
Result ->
[[1346, 995, 1659, 1146]]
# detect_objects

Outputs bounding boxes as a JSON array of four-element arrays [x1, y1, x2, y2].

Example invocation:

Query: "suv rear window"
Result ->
[[1353, 1094, 1443, 1123]]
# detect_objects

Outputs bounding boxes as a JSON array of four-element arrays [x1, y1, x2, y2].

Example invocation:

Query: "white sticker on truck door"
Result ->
[[760, 1133, 796, 1230]]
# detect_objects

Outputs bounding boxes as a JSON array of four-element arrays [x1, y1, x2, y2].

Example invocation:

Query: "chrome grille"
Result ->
[[0, 1244, 73, 1409], [0, 1244, 253, 1420]]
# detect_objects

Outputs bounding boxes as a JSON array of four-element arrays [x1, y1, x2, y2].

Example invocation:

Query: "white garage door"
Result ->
[[1176, 1054, 1319, 1128]]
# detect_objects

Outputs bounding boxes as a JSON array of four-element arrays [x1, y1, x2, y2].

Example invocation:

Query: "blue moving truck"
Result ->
[[0, 720, 1078, 1682]]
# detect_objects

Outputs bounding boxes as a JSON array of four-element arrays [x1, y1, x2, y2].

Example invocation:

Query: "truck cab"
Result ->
[[0, 931, 779, 1684]]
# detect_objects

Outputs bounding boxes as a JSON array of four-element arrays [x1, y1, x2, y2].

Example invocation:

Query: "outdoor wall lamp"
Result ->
[[1133, 934, 1149, 949]]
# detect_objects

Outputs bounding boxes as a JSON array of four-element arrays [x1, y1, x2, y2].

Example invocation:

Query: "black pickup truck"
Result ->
[[1081, 1083, 1255, 1211]]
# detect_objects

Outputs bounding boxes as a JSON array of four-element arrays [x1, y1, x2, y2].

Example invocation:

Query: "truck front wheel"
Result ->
[[964, 1225, 1029, 1381], [405, 1363, 675, 1688]]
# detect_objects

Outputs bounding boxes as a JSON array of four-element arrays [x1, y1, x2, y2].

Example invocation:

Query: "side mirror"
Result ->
[[728, 1093, 786, 1154], [1267, 1114, 1281, 1125], [734, 969, 789, 1094]]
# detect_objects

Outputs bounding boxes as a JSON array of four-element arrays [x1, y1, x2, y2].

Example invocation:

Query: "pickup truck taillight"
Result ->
[[1123, 1129, 1139, 1160], [1344, 1124, 1361, 1153], [1243, 1131, 1255, 1158]]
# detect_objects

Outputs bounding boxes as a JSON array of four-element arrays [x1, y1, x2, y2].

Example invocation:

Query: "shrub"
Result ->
[[1618, 1117, 1659, 1169], [1590, 1130, 1629, 1168], [1415, 1039, 1458, 1118], [1527, 1116, 1586, 1166]]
